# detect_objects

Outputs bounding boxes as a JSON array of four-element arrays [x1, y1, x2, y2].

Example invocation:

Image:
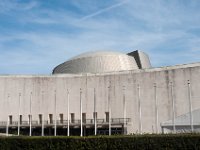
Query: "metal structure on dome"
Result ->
[[52, 50, 151, 74]]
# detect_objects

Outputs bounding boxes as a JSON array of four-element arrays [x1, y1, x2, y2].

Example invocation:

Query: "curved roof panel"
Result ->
[[70, 51, 126, 60], [53, 51, 139, 74]]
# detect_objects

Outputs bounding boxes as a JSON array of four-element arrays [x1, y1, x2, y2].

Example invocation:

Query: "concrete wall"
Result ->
[[0, 62, 200, 134]]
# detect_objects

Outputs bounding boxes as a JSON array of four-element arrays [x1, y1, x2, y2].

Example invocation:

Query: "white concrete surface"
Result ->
[[0, 62, 200, 134]]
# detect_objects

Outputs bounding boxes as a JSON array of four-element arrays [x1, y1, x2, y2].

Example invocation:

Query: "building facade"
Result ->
[[0, 50, 200, 136]]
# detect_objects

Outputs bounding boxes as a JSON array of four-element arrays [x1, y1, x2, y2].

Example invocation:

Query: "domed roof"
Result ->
[[53, 50, 139, 74], [70, 51, 127, 60]]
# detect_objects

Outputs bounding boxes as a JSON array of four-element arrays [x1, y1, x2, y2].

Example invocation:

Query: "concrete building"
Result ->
[[0, 50, 200, 136]]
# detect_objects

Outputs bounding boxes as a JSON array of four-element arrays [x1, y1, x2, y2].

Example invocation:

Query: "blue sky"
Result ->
[[0, 0, 200, 74]]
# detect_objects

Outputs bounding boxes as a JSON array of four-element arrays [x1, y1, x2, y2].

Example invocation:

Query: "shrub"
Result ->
[[0, 134, 200, 150]]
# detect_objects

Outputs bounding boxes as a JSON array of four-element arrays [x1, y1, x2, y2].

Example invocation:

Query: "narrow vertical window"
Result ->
[[20, 115, 22, 125], [93, 112, 97, 124], [28, 114, 32, 124], [71, 113, 75, 123], [39, 114, 42, 124], [59, 114, 63, 124], [9, 115, 12, 125], [82, 113, 86, 123], [105, 112, 109, 122], [49, 114, 53, 124], [93, 112, 97, 119]]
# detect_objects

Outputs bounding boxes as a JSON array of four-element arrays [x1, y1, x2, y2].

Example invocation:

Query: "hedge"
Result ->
[[0, 134, 200, 150]]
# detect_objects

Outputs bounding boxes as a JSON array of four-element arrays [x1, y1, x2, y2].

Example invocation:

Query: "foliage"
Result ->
[[0, 134, 200, 150]]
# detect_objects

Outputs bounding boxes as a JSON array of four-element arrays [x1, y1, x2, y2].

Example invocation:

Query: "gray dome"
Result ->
[[53, 51, 139, 74]]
